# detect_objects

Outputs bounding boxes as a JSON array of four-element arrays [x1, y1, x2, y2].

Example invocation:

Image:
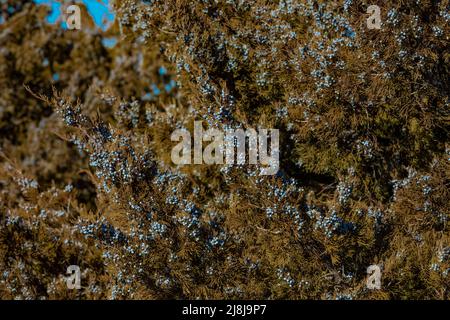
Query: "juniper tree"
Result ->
[[0, 0, 448, 299]]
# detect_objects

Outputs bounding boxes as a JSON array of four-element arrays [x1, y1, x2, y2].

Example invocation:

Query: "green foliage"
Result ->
[[0, 0, 448, 299]]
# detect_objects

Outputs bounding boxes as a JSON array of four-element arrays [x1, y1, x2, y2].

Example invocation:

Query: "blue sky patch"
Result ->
[[33, 0, 114, 30]]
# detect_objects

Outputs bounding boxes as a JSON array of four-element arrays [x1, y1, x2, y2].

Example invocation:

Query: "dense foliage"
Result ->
[[0, 0, 449, 299]]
